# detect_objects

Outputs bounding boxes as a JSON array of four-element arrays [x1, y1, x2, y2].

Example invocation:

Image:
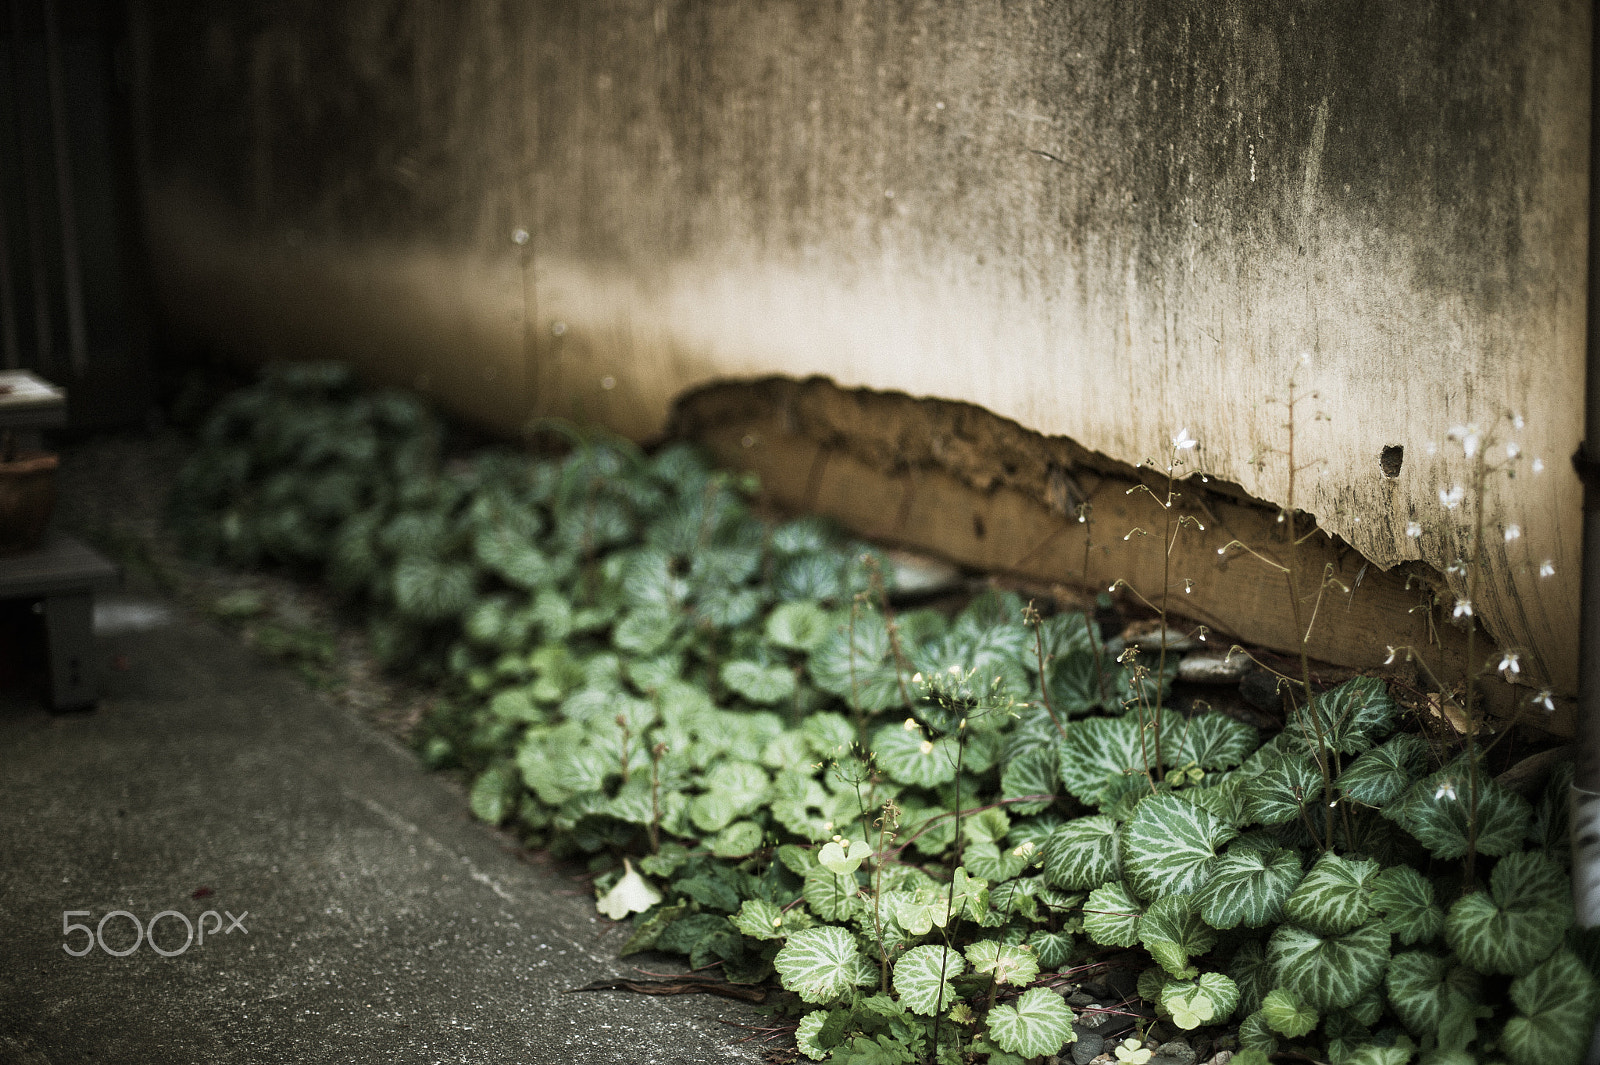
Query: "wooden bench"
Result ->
[[0, 531, 121, 708]]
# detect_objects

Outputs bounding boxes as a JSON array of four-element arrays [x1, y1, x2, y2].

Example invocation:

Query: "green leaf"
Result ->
[[468, 764, 519, 824], [1384, 759, 1532, 861], [1193, 847, 1302, 930], [1120, 794, 1238, 899], [775, 926, 869, 1004], [1372, 866, 1444, 945], [392, 556, 476, 622], [1260, 987, 1318, 1037], [767, 601, 835, 652], [1242, 753, 1325, 826], [808, 610, 905, 711], [1057, 712, 1152, 807], [1164, 972, 1240, 1029], [893, 944, 966, 1015], [985, 986, 1077, 1057], [1287, 676, 1398, 755], [1028, 929, 1074, 970], [732, 899, 788, 940], [803, 865, 862, 922], [1237, 1011, 1279, 1054], [1283, 852, 1381, 935], [1444, 850, 1572, 975], [1139, 894, 1217, 977], [1177, 713, 1261, 771], [613, 605, 679, 656], [1045, 649, 1108, 714], [1502, 949, 1600, 1065], [721, 660, 797, 705], [1229, 940, 1275, 1016], [1268, 922, 1391, 1009], [963, 841, 1028, 883], [1083, 881, 1143, 947], [1384, 951, 1482, 1041], [710, 820, 764, 858], [965, 939, 1041, 987], [1337, 733, 1429, 806], [795, 1010, 829, 1061], [870, 722, 959, 789], [1001, 746, 1058, 815], [1042, 816, 1121, 891]]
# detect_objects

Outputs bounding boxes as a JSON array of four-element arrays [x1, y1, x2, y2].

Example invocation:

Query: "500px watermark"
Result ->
[[62, 909, 248, 957]]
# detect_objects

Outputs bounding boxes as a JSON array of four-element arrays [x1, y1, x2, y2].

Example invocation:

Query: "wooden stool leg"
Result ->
[[43, 591, 96, 709]]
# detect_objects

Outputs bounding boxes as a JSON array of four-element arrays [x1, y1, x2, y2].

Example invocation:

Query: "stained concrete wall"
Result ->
[[134, 0, 1590, 704]]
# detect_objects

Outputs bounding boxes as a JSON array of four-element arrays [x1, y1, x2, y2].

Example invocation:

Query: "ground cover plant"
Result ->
[[171, 363, 1597, 1065]]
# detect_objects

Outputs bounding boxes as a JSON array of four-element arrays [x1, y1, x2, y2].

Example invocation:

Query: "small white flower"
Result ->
[[1435, 780, 1458, 802], [1406, 521, 1423, 538], [903, 717, 920, 731], [1426, 441, 1439, 456], [1504, 524, 1521, 542], [1447, 424, 1482, 459], [1384, 646, 1399, 665], [1447, 558, 1468, 578], [1439, 485, 1465, 509], [1540, 560, 1556, 578], [1217, 548, 1227, 556], [1532, 457, 1545, 474], [912, 672, 923, 684], [1172, 427, 1198, 451], [1533, 690, 1556, 713], [918, 739, 934, 755], [1506, 441, 1521, 459], [947, 664, 961, 676], [1513, 413, 1526, 430], [1453, 598, 1473, 619], [511, 227, 530, 245], [1497, 651, 1521, 676]]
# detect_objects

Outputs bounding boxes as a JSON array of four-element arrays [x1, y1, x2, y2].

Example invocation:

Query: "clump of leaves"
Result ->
[[173, 366, 1596, 1064]]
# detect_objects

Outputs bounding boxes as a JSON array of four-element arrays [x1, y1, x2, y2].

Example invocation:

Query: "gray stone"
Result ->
[[1240, 668, 1286, 712], [886, 548, 964, 600], [1071, 1028, 1105, 1065], [1177, 651, 1251, 684], [1068, 991, 1098, 1007], [1154, 1040, 1197, 1065]]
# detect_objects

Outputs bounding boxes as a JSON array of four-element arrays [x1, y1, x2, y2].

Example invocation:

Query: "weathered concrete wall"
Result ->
[[135, 0, 1590, 704]]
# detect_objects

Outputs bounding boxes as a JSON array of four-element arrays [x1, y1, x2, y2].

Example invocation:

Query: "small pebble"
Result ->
[[1068, 991, 1097, 1007], [1123, 619, 1204, 653], [1206, 1053, 1233, 1065], [1154, 1040, 1197, 1065], [885, 549, 964, 600], [1072, 1028, 1105, 1065]]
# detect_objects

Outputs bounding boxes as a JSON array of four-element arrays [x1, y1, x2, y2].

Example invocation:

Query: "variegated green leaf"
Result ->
[[986, 986, 1077, 1058], [1177, 713, 1261, 771], [1384, 951, 1482, 1040], [1028, 928, 1074, 969], [1193, 846, 1303, 930], [1336, 733, 1429, 806], [803, 865, 862, 922], [1383, 758, 1532, 861], [1372, 865, 1444, 945], [720, 660, 796, 705], [1229, 939, 1275, 1016], [794, 1010, 828, 1061], [732, 898, 788, 940], [1083, 881, 1144, 947], [966, 939, 1041, 987], [1268, 922, 1390, 1010], [1140, 895, 1217, 977], [870, 722, 959, 789], [1001, 745, 1058, 815], [1163, 972, 1240, 1029], [1043, 815, 1121, 890], [1242, 754, 1325, 826], [1502, 949, 1600, 1065], [1121, 795, 1237, 899], [963, 841, 1028, 882], [1286, 675, 1398, 755], [1237, 1010, 1279, 1054], [1260, 987, 1318, 1037], [1444, 850, 1571, 975], [1057, 711, 1170, 807], [893, 943, 966, 1015], [774, 925, 868, 1004], [1283, 852, 1380, 935]]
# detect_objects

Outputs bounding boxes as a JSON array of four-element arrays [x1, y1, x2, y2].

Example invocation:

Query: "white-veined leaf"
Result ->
[[1372, 865, 1444, 945], [613, 605, 679, 656], [1384, 950, 1482, 1040], [1384, 758, 1532, 861], [1444, 849, 1571, 975], [1193, 846, 1302, 930], [794, 1010, 828, 1061], [1042, 815, 1121, 890], [986, 986, 1077, 1058], [807, 609, 904, 710], [1242, 754, 1325, 826], [1083, 881, 1143, 947], [775, 925, 868, 1004], [1502, 949, 1600, 1065], [1121, 794, 1238, 898], [965, 939, 1041, 987], [1139, 894, 1217, 977], [1177, 713, 1261, 771], [1283, 852, 1380, 935], [963, 841, 1028, 882], [870, 722, 959, 789], [1286, 676, 1398, 755], [731, 899, 788, 940], [802, 865, 862, 922], [1260, 987, 1318, 1037], [893, 944, 966, 1015], [1001, 745, 1058, 814], [1337, 733, 1429, 806], [720, 660, 797, 705], [1163, 972, 1240, 1030], [1267, 922, 1390, 1010], [766, 600, 834, 651]]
